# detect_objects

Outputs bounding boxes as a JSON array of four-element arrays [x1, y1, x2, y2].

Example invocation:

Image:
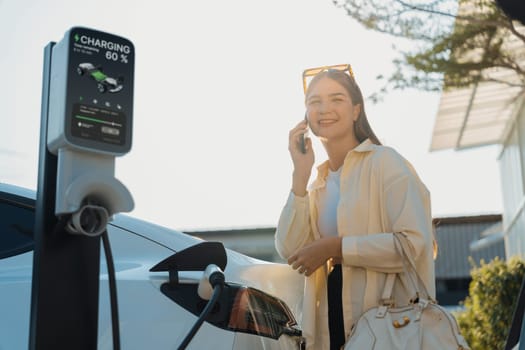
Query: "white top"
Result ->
[[317, 167, 341, 237]]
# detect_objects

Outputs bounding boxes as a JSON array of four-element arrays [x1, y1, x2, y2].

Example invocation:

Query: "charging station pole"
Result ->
[[29, 40, 102, 350], [29, 27, 134, 349]]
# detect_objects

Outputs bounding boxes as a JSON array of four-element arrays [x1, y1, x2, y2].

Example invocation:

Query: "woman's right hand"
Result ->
[[288, 119, 314, 196]]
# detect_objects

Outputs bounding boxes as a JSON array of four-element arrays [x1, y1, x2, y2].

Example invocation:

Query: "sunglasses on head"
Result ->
[[302, 64, 354, 94]]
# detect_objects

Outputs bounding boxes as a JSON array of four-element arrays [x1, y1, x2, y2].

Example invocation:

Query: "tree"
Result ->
[[333, 0, 525, 102]]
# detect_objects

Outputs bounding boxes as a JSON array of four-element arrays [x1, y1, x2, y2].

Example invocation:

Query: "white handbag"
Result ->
[[343, 233, 470, 350]]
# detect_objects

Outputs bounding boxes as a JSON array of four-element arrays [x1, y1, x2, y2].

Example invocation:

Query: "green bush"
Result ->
[[455, 257, 525, 350]]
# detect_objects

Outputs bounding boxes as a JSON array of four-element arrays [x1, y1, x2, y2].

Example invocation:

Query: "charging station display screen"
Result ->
[[71, 103, 126, 145], [65, 27, 134, 153]]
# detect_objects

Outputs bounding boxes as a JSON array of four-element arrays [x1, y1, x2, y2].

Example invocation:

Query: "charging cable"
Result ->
[[177, 264, 225, 350], [102, 230, 120, 350], [51, 214, 120, 350]]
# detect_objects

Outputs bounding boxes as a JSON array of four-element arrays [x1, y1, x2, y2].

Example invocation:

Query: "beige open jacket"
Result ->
[[275, 139, 436, 350]]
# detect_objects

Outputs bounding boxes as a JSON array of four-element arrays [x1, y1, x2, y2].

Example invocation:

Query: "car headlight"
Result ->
[[228, 286, 301, 339], [158, 282, 302, 341]]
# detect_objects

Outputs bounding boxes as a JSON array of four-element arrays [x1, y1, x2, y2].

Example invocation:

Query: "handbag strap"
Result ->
[[394, 232, 435, 301], [380, 273, 397, 304], [380, 233, 433, 305]]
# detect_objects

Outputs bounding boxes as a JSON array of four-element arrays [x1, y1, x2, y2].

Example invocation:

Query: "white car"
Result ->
[[0, 183, 305, 349]]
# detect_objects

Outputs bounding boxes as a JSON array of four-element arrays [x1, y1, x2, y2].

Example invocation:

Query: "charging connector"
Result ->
[[178, 264, 225, 350], [197, 264, 226, 300], [66, 204, 109, 237]]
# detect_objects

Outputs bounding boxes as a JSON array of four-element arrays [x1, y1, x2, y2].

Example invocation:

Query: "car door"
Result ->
[[0, 191, 237, 350], [0, 192, 35, 350]]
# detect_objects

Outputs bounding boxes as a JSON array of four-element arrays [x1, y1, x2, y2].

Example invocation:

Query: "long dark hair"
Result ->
[[306, 70, 382, 145]]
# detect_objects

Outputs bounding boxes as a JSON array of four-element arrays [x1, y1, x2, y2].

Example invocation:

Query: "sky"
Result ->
[[0, 0, 503, 231]]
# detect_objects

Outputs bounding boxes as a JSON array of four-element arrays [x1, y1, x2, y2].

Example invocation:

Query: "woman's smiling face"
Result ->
[[305, 76, 361, 143]]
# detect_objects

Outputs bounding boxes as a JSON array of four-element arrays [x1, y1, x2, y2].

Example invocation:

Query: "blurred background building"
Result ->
[[187, 213, 504, 306]]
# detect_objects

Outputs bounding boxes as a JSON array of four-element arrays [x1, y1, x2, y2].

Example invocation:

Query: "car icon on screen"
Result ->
[[77, 62, 123, 93]]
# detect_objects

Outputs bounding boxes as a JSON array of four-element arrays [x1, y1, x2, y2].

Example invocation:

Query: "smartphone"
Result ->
[[300, 113, 308, 154]]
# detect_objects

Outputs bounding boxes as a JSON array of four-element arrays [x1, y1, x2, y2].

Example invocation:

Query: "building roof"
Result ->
[[430, 17, 525, 151], [432, 214, 502, 225], [430, 80, 523, 151]]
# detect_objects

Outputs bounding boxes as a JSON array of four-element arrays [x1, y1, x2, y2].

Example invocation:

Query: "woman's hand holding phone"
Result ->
[[288, 117, 314, 197], [299, 124, 308, 154]]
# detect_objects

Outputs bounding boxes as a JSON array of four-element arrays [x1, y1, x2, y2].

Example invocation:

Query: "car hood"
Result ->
[[0, 183, 305, 323], [111, 214, 304, 321]]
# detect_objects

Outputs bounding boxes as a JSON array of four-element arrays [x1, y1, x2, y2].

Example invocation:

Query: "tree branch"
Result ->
[[334, 0, 525, 101], [394, 0, 510, 29], [508, 19, 525, 42], [393, 0, 457, 19], [483, 77, 525, 88]]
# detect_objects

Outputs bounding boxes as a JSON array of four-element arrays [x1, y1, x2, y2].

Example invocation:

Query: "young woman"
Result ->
[[275, 66, 436, 350]]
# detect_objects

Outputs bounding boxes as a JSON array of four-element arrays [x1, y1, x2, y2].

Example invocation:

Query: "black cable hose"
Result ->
[[177, 284, 224, 350], [102, 230, 121, 350]]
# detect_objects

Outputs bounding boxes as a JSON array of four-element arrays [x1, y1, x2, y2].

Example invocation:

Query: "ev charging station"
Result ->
[[30, 27, 134, 349]]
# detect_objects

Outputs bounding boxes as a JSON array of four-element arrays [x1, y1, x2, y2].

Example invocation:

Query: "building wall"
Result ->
[[500, 105, 525, 258], [434, 215, 505, 278], [187, 214, 505, 306], [433, 215, 505, 305]]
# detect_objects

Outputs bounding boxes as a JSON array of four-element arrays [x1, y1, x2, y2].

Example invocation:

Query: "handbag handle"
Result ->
[[381, 233, 433, 305]]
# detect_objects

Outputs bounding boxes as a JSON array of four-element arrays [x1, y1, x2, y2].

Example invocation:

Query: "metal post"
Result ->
[[29, 42, 102, 350]]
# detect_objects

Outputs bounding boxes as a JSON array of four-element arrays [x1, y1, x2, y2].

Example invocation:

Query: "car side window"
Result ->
[[0, 200, 34, 259]]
